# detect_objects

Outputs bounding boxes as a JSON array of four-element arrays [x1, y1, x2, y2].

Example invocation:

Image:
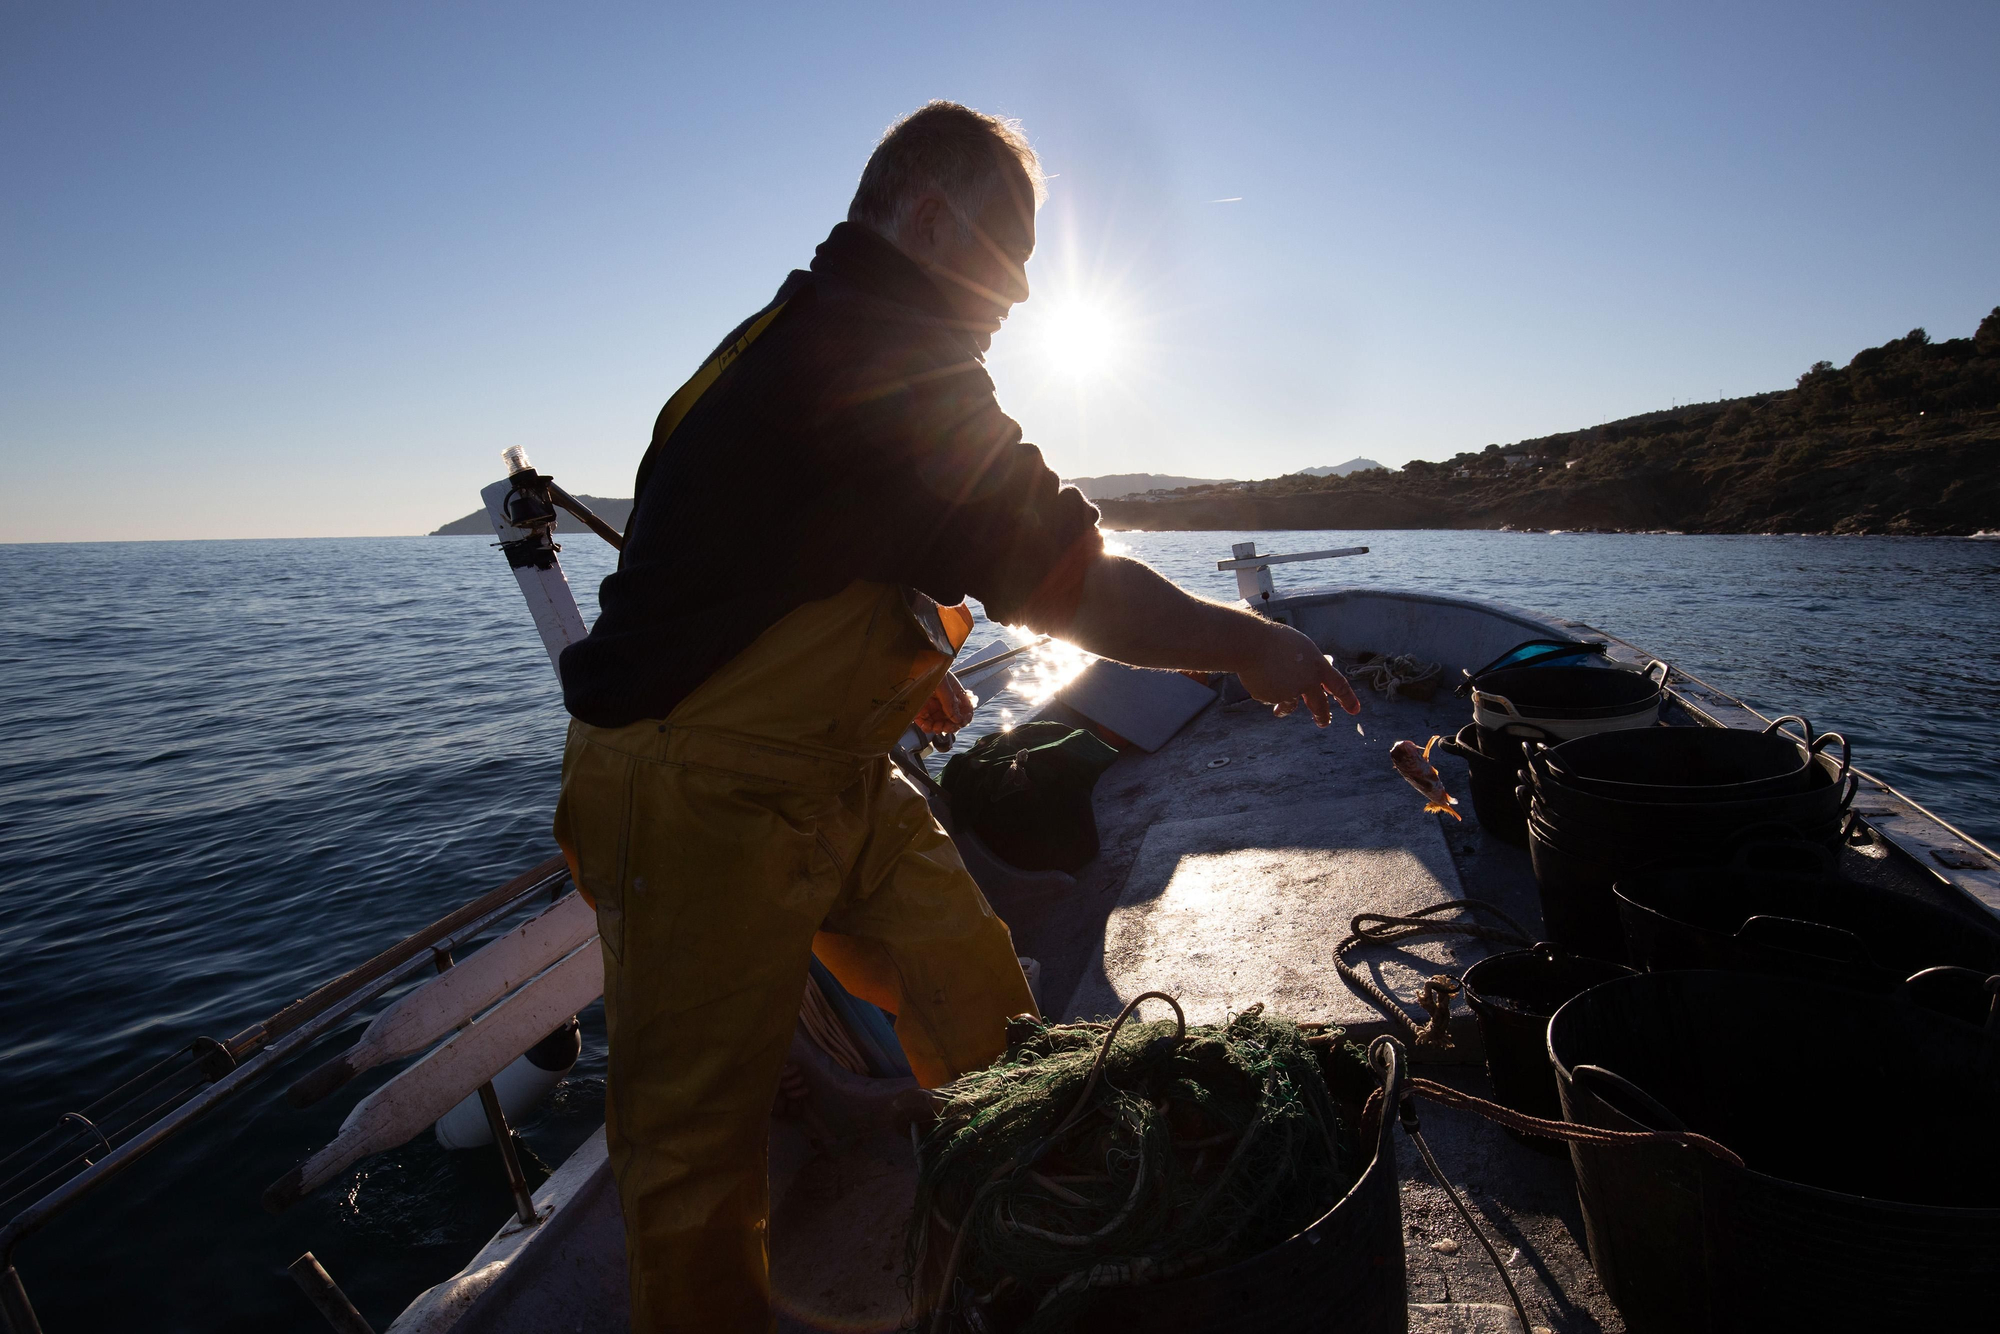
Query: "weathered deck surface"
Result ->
[[1015, 683, 1622, 1334], [1056, 687, 1498, 1036]]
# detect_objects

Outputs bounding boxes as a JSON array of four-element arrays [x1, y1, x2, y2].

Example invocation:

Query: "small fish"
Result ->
[[1389, 736, 1462, 820]]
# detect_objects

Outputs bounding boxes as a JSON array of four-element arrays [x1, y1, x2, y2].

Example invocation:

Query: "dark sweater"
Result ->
[[558, 223, 1102, 729]]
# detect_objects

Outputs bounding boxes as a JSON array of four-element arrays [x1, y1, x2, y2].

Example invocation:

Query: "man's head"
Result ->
[[848, 101, 1043, 351]]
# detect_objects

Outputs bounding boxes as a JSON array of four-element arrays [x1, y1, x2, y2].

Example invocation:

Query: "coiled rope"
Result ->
[[1333, 900, 1532, 1051]]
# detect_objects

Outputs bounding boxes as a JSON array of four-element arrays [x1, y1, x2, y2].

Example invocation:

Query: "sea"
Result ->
[[1, 529, 1996, 1331]]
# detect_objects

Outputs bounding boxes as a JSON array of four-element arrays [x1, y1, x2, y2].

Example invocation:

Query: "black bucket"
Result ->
[[1470, 661, 1666, 741], [1537, 716, 1836, 802], [1616, 843, 2000, 1014], [1526, 738, 1855, 837], [1524, 800, 1844, 962], [1524, 809, 1634, 961], [1436, 724, 1528, 846], [1549, 970, 2000, 1332], [1075, 1039, 1409, 1332], [1520, 792, 1848, 868], [1461, 945, 1633, 1151]]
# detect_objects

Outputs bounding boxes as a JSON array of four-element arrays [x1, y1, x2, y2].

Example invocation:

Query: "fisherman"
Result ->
[[553, 100, 1359, 1332]]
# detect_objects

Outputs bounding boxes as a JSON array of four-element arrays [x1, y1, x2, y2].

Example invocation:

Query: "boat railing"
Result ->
[[1217, 540, 1369, 604], [0, 855, 574, 1334]]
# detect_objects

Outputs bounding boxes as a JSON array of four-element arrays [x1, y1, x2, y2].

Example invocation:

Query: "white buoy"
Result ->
[[434, 1016, 582, 1151]]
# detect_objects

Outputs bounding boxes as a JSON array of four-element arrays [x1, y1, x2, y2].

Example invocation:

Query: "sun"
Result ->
[[1035, 299, 1122, 378]]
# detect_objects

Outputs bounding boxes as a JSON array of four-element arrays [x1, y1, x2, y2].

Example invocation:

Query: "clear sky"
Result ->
[[5, 2, 1996, 541]]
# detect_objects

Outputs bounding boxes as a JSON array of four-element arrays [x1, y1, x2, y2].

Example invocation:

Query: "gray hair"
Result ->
[[848, 101, 1045, 247]]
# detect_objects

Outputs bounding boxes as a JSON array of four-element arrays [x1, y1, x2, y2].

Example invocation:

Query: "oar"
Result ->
[[262, 939, 605, 1214], [286, 890, 598, 1109]]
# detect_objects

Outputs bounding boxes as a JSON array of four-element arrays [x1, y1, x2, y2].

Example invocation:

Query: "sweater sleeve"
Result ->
[[842, 351, 1102, 629]]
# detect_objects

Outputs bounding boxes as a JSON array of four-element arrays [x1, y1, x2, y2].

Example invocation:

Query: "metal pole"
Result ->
[[287, 1252, 375, 1334], [430, 950, 538, 1226], [477, 1084, 539, 1226], [1, 1265, 42, 1334]]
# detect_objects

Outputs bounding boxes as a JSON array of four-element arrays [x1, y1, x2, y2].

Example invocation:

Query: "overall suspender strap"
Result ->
[[627, 300, 790, 541], [654, 301, 789, 446]]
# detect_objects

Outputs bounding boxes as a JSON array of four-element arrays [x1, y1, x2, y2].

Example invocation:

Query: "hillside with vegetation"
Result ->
[[1099, 308, 2000, 536]]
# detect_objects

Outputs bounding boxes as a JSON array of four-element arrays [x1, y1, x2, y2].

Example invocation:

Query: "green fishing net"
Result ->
[[906, 1001, 1366, 1334]]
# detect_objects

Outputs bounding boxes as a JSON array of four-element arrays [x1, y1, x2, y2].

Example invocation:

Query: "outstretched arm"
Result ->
[[1040, 553, 1360, 726]]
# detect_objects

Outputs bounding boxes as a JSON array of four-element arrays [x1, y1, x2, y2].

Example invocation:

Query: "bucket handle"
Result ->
[[1896, 966, 2000, 1034], [1474, 688, 1526, 723], [1724, 813, 1852, 854], [1734, 914, 1869, 965], [1759, 715, 1814, 748], [1436, 734, 1476, 764], [1643, 660, 1670, 687], [1499, 719, 1561, 742], [1572, 1064, 1690, 1134], [1759, 716, 1853, 792], [1365, 1036, 1409, 1149], [1519, 740, 1552, 791], [1809, 730, 1852, 791], [1474, 693, 1563, 742]]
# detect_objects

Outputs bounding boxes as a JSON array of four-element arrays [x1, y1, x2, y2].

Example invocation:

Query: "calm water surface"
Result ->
[[0, 530, 1995, 1330]]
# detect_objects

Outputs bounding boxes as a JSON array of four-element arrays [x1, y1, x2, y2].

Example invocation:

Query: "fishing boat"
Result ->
[[4, 463, 1996, 1334]]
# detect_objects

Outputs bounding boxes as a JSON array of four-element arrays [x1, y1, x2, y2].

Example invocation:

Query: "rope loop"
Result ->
[[1335, 898, 1533, 1049]]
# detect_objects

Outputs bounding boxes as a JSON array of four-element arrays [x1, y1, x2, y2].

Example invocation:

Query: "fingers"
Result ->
[[1274, 689, 1334, 726], [925, 676, 977, 731], [1322, 661, 1361, 716], [943, 675, 975, 727], [1304, 684, 1333, 727]]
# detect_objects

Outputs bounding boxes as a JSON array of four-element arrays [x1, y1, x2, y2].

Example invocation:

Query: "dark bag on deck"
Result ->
[[940, 721, 1120, 873]]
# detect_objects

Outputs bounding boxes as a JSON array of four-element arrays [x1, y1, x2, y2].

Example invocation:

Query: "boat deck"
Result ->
[[386, 589, 1995, 1334], [1021, 680, 1606, 1333]]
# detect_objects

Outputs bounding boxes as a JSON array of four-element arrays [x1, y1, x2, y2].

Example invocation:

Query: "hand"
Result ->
[[1236, 623, 1361, 726], [914, 672, 977, 736]]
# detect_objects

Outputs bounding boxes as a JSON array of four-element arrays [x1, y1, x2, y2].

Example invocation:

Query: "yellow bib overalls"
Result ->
[[553, 580, 1036, 1332]]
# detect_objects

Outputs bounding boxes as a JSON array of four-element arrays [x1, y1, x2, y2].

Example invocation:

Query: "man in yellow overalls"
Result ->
[[553, 101, 1358, 1332]]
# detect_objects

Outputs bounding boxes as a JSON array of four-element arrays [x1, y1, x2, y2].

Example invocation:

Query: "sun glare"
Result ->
[[1036, 300, 1122, 378]]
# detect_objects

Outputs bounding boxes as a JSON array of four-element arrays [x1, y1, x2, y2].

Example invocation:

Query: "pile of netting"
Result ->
[[906, 995, 1365, 1334]]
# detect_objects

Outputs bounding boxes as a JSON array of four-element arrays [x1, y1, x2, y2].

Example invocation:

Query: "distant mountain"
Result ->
[[1062, 473, 1237, 500], [430, 495, 633, 536], [1293, 457, 1386, 478]]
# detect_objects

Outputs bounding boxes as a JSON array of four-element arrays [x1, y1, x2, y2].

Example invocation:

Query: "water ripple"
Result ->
[[0, 530, 1994, 1329]]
